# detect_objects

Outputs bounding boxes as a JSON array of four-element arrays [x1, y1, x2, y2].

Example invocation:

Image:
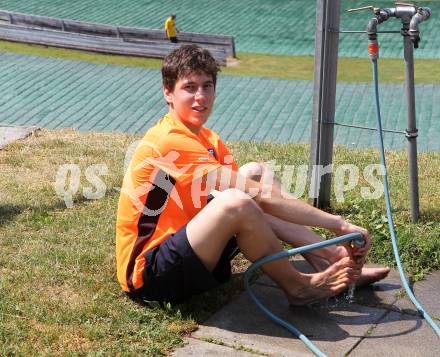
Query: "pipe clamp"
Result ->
[[405, 129, 418, 138]]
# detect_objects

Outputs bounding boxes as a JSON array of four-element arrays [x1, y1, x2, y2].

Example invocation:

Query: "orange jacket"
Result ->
[[116, 113, 237, 292]]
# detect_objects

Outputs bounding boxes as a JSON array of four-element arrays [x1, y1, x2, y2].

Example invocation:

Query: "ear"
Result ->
[[163, 86, 173, 105]]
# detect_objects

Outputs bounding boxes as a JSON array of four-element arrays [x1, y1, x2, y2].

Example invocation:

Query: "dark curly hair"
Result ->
[[162, 44, 220, 91]]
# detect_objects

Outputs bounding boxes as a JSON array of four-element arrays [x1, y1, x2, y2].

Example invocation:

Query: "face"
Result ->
[[163, 72, 215, 134]]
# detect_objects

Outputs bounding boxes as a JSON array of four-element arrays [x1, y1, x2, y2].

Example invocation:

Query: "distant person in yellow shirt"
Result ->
[[164, 13, 178, 43]]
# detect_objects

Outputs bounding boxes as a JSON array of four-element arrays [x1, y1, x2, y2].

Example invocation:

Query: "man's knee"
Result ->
[[215, 188, 262, 221], [239, 162, 264, 181]]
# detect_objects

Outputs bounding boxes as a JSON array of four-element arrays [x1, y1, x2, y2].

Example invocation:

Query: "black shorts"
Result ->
[[170, 37, 177, 43], [138, 225, 239, 303]]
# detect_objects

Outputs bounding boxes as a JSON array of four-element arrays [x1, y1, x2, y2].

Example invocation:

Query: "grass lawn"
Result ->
[[1, 130, 439, 354]]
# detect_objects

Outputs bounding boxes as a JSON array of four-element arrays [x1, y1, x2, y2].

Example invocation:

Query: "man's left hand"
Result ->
[[332, 218, 371, 263]]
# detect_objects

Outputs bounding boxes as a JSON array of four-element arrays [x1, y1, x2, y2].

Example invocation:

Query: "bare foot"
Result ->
[[356, 266, 390, 287], [287, 257, 355, 306], [333, 246, 391, 286], [303, 246, 390, 288], [303, 251, 332, 272]]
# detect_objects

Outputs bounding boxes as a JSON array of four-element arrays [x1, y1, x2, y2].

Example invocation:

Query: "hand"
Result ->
[[332, 218, 371, 264]]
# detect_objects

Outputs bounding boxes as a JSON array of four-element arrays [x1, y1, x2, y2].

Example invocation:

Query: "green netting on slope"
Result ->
[[0, 0, 439, 58], [0, 52, 439, 151]]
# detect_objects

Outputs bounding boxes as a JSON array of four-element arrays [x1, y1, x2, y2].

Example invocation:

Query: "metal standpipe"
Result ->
[[397, 5, 431, 223], [401, 5, 431, 222], [402, 20, 420, 222]]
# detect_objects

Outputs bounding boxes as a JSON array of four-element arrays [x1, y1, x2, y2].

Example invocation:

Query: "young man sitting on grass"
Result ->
[[116, 44, 390, 305]]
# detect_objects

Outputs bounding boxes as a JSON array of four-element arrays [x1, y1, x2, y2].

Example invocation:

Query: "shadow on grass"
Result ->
[[178, 273, 248, 322], [128, 272, 248, 323], [0, 204, 26, 226], [419, 209, 440, 222]]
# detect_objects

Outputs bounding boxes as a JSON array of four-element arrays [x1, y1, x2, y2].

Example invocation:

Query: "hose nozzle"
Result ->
[[351, 234, 366, 248]]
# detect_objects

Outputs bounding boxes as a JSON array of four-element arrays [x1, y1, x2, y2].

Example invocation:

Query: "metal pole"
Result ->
[[402, 22, 420, 222], [309, 0, 340, 209]]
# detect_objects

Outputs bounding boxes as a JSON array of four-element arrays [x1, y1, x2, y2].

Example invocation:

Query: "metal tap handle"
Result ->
[[395, 2, 417, 9], [347, 5, 380, 14]]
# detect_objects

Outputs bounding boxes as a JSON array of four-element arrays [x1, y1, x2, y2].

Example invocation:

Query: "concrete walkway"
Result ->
[[0, 124, 38, 149], [172, 261, 439, 356]]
